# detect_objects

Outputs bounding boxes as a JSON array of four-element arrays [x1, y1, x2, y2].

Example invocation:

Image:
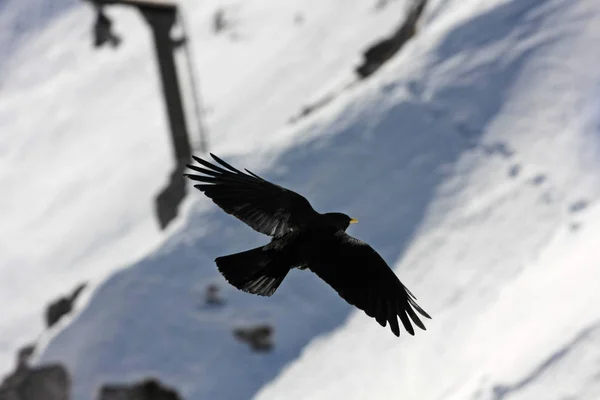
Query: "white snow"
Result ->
[[2, 0, 600, 399], [257, 0, 600, 399], [0, 0, 414, 387]]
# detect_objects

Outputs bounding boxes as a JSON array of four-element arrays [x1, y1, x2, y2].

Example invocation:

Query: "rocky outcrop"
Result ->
[[356, 0, 428, 79], [0, 346, 185, 400], [0, 344, 70, 400], [213, 9, 226, 34], [45, 283, 87, 329], [290, 0, 429, 124], [98, 378, 182, 400], [233, 323, 274, 352]]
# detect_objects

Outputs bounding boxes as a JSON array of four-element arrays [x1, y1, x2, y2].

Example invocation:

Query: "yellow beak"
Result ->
[[349, 218, 359, 224]]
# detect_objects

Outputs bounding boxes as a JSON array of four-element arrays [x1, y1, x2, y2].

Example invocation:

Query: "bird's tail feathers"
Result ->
[[215, 246, 290, 297]]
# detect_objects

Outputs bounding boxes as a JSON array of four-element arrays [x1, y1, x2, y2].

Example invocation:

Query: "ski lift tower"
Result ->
[[86, 0, 208, 229]]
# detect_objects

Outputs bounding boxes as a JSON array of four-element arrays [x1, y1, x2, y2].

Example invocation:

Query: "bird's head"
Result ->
[[324, 212, 358, 231]]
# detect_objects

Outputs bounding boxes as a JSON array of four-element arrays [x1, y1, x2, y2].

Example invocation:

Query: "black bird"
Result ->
[[185, 154, 431, 337]]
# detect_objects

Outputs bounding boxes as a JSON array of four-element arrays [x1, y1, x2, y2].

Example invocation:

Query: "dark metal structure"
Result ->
[[87, 0, 208, 229]]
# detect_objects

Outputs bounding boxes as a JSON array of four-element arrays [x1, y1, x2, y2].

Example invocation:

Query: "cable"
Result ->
[[176, 7, 209, 153]]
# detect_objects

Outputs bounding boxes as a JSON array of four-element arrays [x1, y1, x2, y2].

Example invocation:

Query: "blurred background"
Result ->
[[1, 0, 600, 399]]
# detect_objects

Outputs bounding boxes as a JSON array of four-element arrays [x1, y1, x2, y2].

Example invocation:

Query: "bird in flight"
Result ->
[[185, 154, 431, 337]]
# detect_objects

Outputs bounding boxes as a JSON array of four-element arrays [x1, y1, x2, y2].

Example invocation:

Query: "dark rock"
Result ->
[[0, 364, 70, 400], [16, 345, 35, 370], [45, 283, 87, 329], [213, 9, 226, 34], [233, 323, 274, 352], [205, 284, 224, 306], [482, 142, 514, 158], [288, 91, 338, 124], [92, 5, 122, 49], [98, 378, 182, 400], [531, 174, 547, 186], [569, 199, 588, 213], [290, 1, 428, 123], [356, 0, 428, 79]]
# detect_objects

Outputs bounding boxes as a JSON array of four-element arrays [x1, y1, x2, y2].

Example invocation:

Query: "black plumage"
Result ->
[[185, 153, 431, 337]]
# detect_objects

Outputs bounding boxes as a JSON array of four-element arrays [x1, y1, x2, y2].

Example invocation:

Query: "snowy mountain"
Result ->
[[2, 0, 600, 399]]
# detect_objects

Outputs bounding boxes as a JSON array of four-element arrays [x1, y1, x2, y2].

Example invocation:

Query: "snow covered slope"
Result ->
[[4, 0, 600, 399], [0, 0, 415, 388], [257, 0, 600, 399]]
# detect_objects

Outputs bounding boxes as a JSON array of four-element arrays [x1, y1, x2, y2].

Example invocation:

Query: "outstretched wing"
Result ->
[[185, 153, 319, 237], [307, 232, 431, 337]]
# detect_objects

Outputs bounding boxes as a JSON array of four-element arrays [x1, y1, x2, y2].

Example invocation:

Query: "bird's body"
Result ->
[[185, 154, 431, 337]]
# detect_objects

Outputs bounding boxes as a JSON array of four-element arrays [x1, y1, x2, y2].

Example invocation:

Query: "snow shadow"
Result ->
[[423, 0, 565, 144], [39, 0, 579, 399]]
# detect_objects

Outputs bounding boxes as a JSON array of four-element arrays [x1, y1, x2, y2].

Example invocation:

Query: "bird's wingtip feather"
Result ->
[[417, 306, 432, 319]]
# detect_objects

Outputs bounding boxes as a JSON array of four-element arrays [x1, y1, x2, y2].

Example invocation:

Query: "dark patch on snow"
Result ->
[[205, 283, 225, 306], [1, 356, 70, 400], [288, 91, 340, 124], [99, 378, 182, 400], [16, 345, 36, 369], [289, 0, 428, 124], [531, 174, 547, 186], [508, 164, 521, 178], [482, 142, 514, 158], [233, 323, 275, 352], [45, 282, 87, 329], [213, 9, 227, 34], [356, 0, 428, 79], [541, 190, 556, 204], [569, 199, 588, 214], [406, 79, 424, 96]]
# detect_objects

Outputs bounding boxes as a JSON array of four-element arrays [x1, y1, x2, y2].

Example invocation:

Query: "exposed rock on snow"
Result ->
[[0, 361, 69, 400], [98, 378, 182, 400], [356, 0, 427, 78], [45, 283, 87, 329], [233, 324, 275, 352]]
